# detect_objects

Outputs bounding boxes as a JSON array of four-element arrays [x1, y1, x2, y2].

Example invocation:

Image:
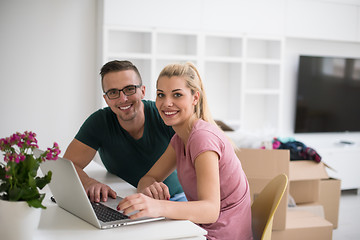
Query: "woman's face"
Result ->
[[156, 76, 199, 128]]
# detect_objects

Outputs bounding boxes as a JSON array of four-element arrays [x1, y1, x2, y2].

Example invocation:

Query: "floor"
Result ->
[[332, 189, 360, 240]]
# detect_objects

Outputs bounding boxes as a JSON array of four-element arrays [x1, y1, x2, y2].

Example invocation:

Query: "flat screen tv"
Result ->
[[294, 55, 360, 133]]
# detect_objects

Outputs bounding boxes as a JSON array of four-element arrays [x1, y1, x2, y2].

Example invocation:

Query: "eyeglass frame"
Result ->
[[104, 85, 141, 99]]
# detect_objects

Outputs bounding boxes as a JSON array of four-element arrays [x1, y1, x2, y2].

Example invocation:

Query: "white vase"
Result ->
[[0, 199, 41, 240]]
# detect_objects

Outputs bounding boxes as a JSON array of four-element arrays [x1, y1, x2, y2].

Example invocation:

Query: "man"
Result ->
[[63, 60, 184, 203]]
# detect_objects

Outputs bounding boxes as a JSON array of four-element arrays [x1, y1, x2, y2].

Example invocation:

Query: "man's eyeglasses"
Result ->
[[104, 85, 141, 99]]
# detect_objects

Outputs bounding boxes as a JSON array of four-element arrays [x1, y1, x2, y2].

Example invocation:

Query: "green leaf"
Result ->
[[25, 154, 39, 178], [36, 171, 52, 189], [8, 186, 23, 201], [27, 195, 46, 209], [28, 171, 36, 188], [21, 187, 39, 200]]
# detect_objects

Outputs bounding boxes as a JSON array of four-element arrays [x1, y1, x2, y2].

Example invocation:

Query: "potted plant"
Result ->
[[0, 131, 60, 240]]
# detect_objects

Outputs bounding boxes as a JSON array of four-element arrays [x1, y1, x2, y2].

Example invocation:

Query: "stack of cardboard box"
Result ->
[[236, 149, 341, 240], [288, 160, 341, 229]]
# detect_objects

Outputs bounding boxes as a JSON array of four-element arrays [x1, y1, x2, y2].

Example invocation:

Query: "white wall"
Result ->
[[103, 0, 286, 35], [0, 0, 99, 152]]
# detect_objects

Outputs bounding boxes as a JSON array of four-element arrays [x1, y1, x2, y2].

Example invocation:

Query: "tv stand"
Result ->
[[294, 132, 360, 190]]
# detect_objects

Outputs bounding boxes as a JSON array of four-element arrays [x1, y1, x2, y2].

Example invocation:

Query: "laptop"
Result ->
[[35, 149, 165, 229]]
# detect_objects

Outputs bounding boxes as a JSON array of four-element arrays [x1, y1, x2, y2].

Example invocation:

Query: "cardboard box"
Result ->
[[288, 203, 325, 219], [289, 160, 341, 229], [289, 161, 329, 181], [290, 180, 320, 204], [319, 178, 341, 229], [236, 149, 290, 230], [289, 161, 329, 204], [272, 211, 333, 240]]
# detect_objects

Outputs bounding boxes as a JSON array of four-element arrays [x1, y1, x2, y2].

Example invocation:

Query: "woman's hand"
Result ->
[[117, 193, 164, 219], [138, 181, 171, 200]]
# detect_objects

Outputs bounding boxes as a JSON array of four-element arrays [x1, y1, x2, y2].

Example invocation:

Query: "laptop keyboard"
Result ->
[[91, 202, 129, 222]]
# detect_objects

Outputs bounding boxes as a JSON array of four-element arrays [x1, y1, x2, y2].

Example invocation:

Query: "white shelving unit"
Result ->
[[202, 33, 244, 129], [102, 26, 284, 133], [242, 37, 283, 131]]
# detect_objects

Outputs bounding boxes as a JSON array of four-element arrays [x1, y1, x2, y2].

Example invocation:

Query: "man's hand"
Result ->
[[139, 181, 170, 200], [84, 178, 117, 202], [63, 139, 117, 202]]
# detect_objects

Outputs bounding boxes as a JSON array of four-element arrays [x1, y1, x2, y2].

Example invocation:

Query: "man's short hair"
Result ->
[[100, 60, 142, 90]]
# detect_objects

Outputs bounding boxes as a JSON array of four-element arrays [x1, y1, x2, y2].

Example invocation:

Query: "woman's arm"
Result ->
[[118, 150, 221, 224]]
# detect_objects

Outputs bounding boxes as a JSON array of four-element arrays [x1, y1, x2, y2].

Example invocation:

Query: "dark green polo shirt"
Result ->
[[75, 100, 183, 197]]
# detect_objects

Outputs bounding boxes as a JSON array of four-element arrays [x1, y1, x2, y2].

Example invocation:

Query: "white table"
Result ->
[[35, 161, 207, 240]]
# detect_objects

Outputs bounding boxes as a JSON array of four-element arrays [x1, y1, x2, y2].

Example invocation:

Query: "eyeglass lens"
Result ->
[[106, 85, 139, 99]]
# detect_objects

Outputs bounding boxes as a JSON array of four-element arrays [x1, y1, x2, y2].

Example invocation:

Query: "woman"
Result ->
[[117, 62, 253, 240]]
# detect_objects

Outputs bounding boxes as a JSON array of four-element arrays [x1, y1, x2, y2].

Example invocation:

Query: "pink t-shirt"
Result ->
[[170, 120, 253, 240]]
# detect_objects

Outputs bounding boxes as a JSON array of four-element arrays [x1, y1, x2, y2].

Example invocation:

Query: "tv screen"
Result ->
[[294, 55, 360, 133]]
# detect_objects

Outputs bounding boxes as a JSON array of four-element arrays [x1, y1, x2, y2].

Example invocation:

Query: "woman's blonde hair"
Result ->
[[157, 62, 217, 126], [157, 62, 238, 150]]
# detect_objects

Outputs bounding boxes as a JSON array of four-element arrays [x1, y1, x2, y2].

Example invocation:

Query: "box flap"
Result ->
[[236, 149, 289, 179], [319, 178, 341, 229], [289, 161, 329, 181]]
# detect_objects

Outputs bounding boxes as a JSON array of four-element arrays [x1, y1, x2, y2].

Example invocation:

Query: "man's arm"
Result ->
[[137, 144, 177, 200], [63, 139, 117, 202]]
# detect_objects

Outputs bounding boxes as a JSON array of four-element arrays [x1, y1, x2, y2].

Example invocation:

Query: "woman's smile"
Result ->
[[163, 110, 178, 117]]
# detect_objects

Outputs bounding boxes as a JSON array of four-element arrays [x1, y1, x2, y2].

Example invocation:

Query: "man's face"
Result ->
[[102, 70, 145, 122]]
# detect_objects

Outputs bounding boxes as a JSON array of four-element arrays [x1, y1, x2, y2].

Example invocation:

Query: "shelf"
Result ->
[[107, 53, 152, 60], [245, 59, 282, 65], [245, 63, 281, 89], [156, 55, 198, 61], [204, 61, 242, 121], [244, 89, 280, 95], [205, 35, 243, 58], [156, 33, 197, 56], [242, 94, 279, 131], [102, 27, 284, 133], [107, 30, 151, 54], [246, 38, 282, 60], [204, 56, 243, 63]]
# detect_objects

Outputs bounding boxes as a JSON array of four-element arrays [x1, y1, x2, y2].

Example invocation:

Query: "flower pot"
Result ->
[[0, 199, 41, 240]]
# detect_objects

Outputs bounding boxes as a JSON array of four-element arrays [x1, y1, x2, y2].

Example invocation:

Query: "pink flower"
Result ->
[[10, 133, 21, 144], [17, 141, 23, 148], [44, 143, 61, 161], [0, 138, 10, 151], [46, 151, 53, 160], [19, 154, 26, 162], [1, 131, 61, 209], [14, 154, 21, 163]]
